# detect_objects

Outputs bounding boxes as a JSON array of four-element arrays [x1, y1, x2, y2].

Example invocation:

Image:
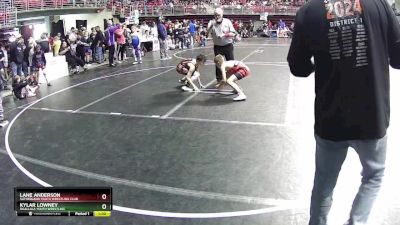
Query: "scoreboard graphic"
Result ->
[[15, 187, 112, 217]]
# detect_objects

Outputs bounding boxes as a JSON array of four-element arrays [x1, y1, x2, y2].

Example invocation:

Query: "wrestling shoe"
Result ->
[[0, 120, 9, 127], [233, 94, 247, 101], [181, 86, 192, 92]]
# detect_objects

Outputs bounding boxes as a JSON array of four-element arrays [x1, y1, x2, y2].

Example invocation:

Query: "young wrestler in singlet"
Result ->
[[131, 26, 142, 64], [214, 54, 250, 101], [176, 54, 207, 91]]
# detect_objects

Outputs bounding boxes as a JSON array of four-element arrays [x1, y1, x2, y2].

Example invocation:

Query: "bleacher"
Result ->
[[108, 0, 303, 17], [0, 0, 303, 27], [0, 2, 17, 29], [0, 0, 304, 29], [12, 0, 107, 12], [0, 0, 300, 92]]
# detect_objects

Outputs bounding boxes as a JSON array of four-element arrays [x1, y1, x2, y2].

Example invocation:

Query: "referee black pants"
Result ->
[[214, 43, 234, 81]]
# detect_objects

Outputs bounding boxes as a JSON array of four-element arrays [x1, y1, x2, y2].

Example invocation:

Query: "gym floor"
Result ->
[[1, 38, 399, 225]]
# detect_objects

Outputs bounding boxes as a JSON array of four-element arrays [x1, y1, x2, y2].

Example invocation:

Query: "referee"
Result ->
[[207, 8, 237, 86]]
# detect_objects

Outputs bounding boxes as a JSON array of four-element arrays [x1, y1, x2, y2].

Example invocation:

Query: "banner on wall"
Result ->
[[260, 12, 268, 21], [127, 9, 140, 25], [126, 17, 139, 25]]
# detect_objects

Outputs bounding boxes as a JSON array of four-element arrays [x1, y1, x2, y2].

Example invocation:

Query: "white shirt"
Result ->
[[140, 24, 149, 36], [207, 18, 236, 46], [151, 26, 158, 38], [68, 32, 77, 42]]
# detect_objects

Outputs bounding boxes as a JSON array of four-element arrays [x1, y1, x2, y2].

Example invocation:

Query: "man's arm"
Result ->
[[109, 25, 119, 33], [385, 0, 400, 68], [224, 19, 238, 38], [287, 11, 314, 77], [59, 47, 70, 55], [13, 82, 27, 90]]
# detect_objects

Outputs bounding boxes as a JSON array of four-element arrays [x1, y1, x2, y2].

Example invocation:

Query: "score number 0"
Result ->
[[102, 193, 108, 210]]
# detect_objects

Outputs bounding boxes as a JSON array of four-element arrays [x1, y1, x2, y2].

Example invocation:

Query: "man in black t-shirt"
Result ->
[[288, 0, 400, 224], [9, 37, 25, 77], [92, 26, 105, 64], [176, 26, 185, 49], [37, 33, 50, 53]]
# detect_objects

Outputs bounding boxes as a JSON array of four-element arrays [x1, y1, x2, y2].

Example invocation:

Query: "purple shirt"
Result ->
[[106, 25, 119, 46]]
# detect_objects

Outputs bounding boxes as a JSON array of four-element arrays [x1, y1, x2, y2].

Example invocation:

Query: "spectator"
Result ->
[[287, 0, 400, 224], [166, 35, 175, 50], [23, 37, 36, 77], [67, 27, 77, 44], [105, 20, 120, 67], [169, 1, 174, 14], [32, 45, 51, 86], [241, 27, 249, 38], [249, 21, 254, 37], [59, 41, 87, 74], [80, 27, 89, 39], [12, 75, 36, 99], [166, 20, 173, 37], [150, 21, 158, 38], [92, 26, 105, 64], [9, 37, 25, 77], [123, 25, 131, 60], [189, 20, 197, 46], [157, 17, 171, 60], [82, 33, 93, 64], [115, 24, 127, 62], [1, 43, 9, 80], [52, 36, 62, 56], [199, 27, 207, 47], [0, 92, 8, 127], [88, 27, 97, 61], [233, 20, 240, 32], [131, 26, 142, 64], [76, 34, 89, 64], [140, 21, 150, 37], [37, 33, 51, 53], [176, 25, 185, 49], [0, 44, 10, 90], [184, 27, 191, 48]]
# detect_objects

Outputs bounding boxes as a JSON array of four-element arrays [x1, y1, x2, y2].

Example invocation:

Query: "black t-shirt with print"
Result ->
[[288, 0, 400, 140], [10, 43, 25, 64]]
